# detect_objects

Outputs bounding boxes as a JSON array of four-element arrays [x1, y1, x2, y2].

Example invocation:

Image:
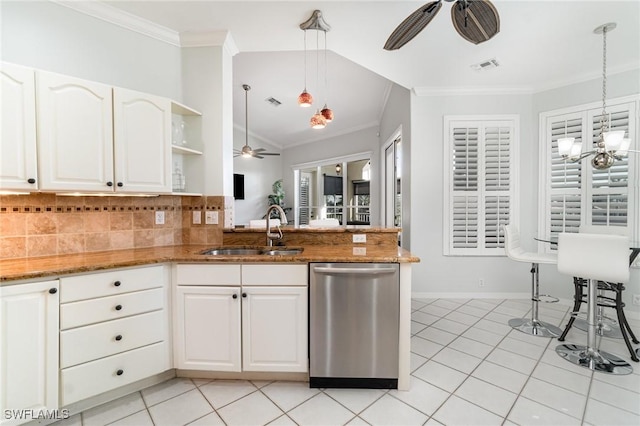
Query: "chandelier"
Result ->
[[298, 10, 334, 129], [558, 23, 635, 170]]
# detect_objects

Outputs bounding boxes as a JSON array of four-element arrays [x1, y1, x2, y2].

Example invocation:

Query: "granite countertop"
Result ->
[[0, 244, 420, 283]]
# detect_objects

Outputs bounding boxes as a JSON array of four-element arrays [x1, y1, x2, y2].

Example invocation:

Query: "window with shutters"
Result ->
[[539, 96, 638, 248], [444, 116, 519, 255]]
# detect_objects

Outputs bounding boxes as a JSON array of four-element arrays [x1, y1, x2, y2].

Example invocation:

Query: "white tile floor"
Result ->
[[53, 298, 640, 426]]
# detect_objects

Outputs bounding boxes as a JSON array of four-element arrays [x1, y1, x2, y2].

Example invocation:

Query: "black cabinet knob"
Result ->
[[106, 181, 113, 187], [116, 369, 124, 376], [232, 294, 238, 299], [115, 304, 123, 311], [242, 292, 247, 298], [27, 178, 36, 184], [114, 281, 121, 287], [115, 335, 123, 341], [49, 288, 57, 294], [117, 182, 123, 187]]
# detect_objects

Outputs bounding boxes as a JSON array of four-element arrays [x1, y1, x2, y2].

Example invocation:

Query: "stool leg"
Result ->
[[508, 263, 562, 338], [556, 278, 633, 375], [613, 285, 639, 362], [558, 277, 583, 341]]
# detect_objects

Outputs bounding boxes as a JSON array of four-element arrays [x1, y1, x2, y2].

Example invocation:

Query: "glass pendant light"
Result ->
[[320, 30, 334, 122], [310, 110, 327, 129], [298, 29, 313, 107]]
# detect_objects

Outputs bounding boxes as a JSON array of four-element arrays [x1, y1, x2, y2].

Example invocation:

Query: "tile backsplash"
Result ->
[[0, 193, 230, 259]]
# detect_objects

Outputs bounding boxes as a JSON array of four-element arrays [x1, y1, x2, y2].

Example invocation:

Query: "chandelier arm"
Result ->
[[565, 150, 598, 162]]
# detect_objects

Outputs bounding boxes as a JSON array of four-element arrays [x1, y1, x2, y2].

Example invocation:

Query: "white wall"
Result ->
[[409, 93, 540, 299], [409, 71, 640, 315], [233, 128, 283, 225], [1, 0, 182, 100], [379, 83, 411, 248], [281, 126, 380, 225]]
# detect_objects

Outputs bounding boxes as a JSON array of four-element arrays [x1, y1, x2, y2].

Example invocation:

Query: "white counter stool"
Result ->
[[569, 226, 637, 345], [503, 224, 562, 337], [556, 232, 632, 375]]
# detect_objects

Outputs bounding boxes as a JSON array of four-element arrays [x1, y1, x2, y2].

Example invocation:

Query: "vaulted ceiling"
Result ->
[[102, 1, 640, 148]]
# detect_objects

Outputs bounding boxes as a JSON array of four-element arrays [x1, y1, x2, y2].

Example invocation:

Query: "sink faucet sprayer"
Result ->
[[266, 205, 288, 246]]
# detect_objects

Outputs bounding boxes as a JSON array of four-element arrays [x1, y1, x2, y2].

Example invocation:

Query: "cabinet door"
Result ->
[[174, 286, 241, 371], [0, 63, 38, 191], [113, 88, 171, 193], [242, 286, 308, 372], [0, 280, 59, 425], [37, 71, 113, 192]]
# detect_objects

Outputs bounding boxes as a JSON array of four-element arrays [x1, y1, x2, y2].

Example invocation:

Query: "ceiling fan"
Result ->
[[233, 84, 280, 159], [384, 0, 500, 50]]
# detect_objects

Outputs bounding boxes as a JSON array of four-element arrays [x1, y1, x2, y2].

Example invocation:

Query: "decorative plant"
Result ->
[[268, 179, 285, 207]]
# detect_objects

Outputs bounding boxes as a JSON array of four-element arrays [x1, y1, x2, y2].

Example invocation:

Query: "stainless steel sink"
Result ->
[[261, 248, 304, 256], [200, 247, 262, 255], [199, 247, 303, 256]]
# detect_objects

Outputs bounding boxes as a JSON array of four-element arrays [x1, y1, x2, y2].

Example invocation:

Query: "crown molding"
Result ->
[[51, 0, 181, 46], [180, 31, 239, 56]]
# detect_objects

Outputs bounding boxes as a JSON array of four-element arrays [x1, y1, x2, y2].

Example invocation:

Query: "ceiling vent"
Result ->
[[265, 97, 282, 107], [471, 58, 499, 71]]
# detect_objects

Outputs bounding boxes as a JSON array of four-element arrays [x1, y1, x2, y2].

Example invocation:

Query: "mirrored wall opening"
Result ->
[[295, 156, 371, 226]]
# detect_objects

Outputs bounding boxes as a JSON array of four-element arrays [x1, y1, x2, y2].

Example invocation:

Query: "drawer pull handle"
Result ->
[[115, 335, 123, 341], [114, 281, 121, 287], [27, 178, 36, 184], [49, 288, 58, 294], [116, 369, 124, 376], [115, 305, 123, 311]]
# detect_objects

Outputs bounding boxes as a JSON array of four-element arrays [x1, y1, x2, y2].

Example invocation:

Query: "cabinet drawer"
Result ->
[[61, 265, 164, 302], [60, 288, 163, 330], [61, 341, 169, 406], [176, 264, 241, 285], [60, 310, 165, 368], [242, 264, 308, 286]]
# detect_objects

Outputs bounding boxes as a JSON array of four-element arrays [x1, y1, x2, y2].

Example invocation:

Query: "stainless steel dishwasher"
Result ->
[[309, 262, 399, 389]]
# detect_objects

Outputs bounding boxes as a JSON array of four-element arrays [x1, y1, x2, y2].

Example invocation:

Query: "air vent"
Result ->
[[265, 97, 282, 107], [470, 58, 499, 71]]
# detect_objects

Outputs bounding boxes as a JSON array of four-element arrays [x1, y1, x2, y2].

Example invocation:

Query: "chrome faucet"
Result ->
[[266, 205, 288, 246]]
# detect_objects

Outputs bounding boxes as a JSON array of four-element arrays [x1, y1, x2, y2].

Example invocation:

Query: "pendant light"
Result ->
[[299, 10, 333, 128], [297, 29, 313, 107], [558, 23, 636, 169], [320, 30, 334, 122]]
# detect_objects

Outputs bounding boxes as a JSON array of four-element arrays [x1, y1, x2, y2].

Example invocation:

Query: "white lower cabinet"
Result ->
[[174, 264, 308, 373], [0, 280, 59, 426], [59, 265, 170, 406]]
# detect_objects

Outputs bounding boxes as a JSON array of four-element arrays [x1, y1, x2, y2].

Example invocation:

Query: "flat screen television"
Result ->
[[233, 173, 245, 200], [323, 175, 343, 195]]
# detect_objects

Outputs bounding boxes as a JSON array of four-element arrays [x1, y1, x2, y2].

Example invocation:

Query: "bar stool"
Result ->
[[558, 225, 639, 362], [503, 224, 562, 337], [556, 232, 632, 375]]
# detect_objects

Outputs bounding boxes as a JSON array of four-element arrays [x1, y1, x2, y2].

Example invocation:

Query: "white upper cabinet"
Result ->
[[0, 63, 38, 190], [113, 88, 171, 193], [37, 71, 114, 192], [36, 70, 172, 193]]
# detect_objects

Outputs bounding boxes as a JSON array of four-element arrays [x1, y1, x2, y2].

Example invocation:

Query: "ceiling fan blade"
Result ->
[[260, 152, 280, 156], [254, 154, 264, 159], [451, 0, 500, 45], [384, 1, 442, 50]]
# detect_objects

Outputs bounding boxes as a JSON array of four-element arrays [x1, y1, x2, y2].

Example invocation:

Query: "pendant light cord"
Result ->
[[303, 30, 308, 90], [324, 31, 328, 105]]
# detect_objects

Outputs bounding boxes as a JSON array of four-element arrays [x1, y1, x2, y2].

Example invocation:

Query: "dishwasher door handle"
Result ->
[[313, 266, 397, 275]]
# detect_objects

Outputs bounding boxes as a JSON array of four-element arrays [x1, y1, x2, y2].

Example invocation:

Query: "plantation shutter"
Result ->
[[541, 97, 637, 249], [445, 117, 518, 255], [547, 112, 584, 242]]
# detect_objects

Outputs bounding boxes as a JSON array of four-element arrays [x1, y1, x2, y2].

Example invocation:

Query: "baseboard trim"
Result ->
[[411, 293, 640, 320]]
